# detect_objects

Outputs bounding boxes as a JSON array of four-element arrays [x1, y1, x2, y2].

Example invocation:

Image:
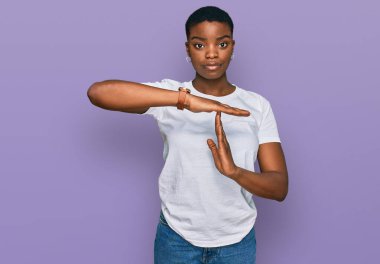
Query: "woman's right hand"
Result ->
[[186, 94, 250, 116]]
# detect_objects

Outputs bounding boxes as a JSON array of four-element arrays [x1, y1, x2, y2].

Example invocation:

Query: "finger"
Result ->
[[222, 129, 228, 146], [218, 104, 250, 116], [217, 112, 228, 144], [215, 112, 224, 147], [221, 127, 229, 148], [232, 106, 251, 116], [207, 139, 222, 169], [220, 103, 249, 116], [216, 112, 228, 151]]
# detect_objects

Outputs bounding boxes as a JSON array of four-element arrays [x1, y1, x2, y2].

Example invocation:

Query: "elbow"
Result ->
[[275, 183, 288, 202], [274, 172, 288, 202], [275, 191, 287, 202]]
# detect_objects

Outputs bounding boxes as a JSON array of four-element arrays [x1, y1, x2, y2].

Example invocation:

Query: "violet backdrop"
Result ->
[[1, 0, 379, 263]]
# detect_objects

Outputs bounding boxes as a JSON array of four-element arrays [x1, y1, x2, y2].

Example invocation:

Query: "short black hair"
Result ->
[[185, 6, 234, 39]]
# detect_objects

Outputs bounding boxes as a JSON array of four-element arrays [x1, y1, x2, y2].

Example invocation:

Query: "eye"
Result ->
[[194, 43, 204, 49], [219, 42, 228, 48]]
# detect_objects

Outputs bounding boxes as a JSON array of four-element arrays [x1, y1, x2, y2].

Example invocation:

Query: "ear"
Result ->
[[231, 39, 236, 54], [185, 41, 190, 57]]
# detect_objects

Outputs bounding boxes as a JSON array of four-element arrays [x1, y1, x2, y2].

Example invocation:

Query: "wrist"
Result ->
[[176, 87, 191, 110], [229, 166, 242, 181], [184, 94, 191, 109]]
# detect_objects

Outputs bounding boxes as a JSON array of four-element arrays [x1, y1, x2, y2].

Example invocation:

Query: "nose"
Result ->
[[206, 45, 218, 59]]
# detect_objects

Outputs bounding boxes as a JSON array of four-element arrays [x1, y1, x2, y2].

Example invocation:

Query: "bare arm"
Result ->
[[232, 142, 288, 202], [87, 80, 178, 114], [87, 80, 251, 116]]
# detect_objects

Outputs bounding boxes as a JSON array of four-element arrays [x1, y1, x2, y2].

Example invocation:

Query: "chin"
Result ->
[[198, 71, 226, 80]]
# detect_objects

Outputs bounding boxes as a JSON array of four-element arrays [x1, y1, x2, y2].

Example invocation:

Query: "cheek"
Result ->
[[190, 50, 204, 60]]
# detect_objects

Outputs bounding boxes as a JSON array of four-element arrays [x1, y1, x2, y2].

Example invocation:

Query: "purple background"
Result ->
[[1, 0, 379, 263]]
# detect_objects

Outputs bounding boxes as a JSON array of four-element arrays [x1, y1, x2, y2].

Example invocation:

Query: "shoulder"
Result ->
[[237, 87, 272, 112], [161, 78, 183, 86], [141, 78, 184, 91]]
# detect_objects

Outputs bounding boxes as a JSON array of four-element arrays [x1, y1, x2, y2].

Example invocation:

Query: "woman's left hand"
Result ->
[[207, 111, 239, 180]]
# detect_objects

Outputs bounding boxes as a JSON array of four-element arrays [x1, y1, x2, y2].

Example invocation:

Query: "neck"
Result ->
[[192, 72, 235, 97]]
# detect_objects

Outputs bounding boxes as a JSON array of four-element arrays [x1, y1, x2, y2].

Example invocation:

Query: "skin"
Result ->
[[186, 21, 288, 202]]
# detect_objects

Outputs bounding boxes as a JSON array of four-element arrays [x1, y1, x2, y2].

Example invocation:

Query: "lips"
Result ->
[[204, 63, 222, 71]]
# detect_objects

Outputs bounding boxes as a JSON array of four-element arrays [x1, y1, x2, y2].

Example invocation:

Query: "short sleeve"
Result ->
[[140, 79, 181, 120], [258, 96, 281, 144], [140, 81, 164, 120]]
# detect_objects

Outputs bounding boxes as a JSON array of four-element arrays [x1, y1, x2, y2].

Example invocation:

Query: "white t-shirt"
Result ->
[[141, 79, 281, 247]]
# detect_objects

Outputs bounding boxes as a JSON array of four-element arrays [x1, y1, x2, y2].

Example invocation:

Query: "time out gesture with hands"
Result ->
[[87, 81, 288, 201]]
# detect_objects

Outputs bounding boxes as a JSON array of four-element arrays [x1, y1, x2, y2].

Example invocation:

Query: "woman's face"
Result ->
[[186, 21, 235, 80]]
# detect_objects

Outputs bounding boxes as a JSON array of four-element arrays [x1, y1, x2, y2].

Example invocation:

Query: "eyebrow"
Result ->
[[190, 35, 231, 41]]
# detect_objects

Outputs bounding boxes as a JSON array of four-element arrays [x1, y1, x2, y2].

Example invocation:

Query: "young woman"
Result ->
[[87, 6, 288, 264]]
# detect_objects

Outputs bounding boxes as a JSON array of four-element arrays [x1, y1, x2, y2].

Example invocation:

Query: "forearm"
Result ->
[[231, 167, 288, 202], [87, 80, 178, 112]]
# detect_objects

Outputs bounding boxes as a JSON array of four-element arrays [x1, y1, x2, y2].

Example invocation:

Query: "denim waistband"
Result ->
[[159, 210, 169, 225]]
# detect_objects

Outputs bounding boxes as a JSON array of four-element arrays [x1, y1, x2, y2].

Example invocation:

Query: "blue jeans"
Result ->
[[154, 210, 256, 264]]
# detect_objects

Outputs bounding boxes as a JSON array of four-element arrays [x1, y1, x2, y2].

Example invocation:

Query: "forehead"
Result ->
[[188, 21, 232, 39]]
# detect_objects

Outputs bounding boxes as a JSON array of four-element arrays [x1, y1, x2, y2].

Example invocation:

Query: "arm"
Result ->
[[232, 142, 288, 202], [207, 112, 288, 202], [87, 80, 251, 115], [87, 80, 178, 114]]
